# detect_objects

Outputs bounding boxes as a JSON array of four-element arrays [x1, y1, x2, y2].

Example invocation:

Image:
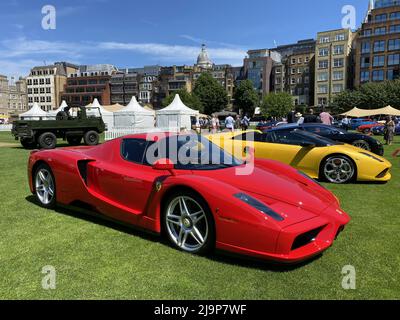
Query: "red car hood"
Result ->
[[195, 166, 336, 226]]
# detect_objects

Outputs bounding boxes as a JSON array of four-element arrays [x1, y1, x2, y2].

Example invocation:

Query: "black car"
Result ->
[[263, 123, 384, 156]]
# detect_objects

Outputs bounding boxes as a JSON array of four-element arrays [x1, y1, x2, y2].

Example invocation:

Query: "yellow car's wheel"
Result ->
[[321, 155, 356, 184]]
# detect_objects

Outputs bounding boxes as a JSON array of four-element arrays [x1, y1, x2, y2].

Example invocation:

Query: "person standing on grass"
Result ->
[[342, 116, 351, 131], [225, 115, 235, 132], [211, 115, 219, 133], [241, 114, 251, 130], [384, 116, 395, 146]]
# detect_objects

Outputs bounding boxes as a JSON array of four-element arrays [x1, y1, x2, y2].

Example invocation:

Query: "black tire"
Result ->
[[320, 155, 356, 184], [33, 163, 56, 209], [84, 131, 99, 146], [20, 138, 37, 149], [362, 129, 371, 134], [38, 132, 57, 149], [67, 136, 82, 146], [162, 189, 215, 255], [352, 140, 371, 151]]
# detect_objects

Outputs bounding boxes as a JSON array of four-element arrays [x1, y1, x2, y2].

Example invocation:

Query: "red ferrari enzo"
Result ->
[[28, 133, 350, 263]]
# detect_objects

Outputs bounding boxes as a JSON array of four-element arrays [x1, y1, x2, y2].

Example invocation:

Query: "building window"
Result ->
[[318, 60, 329, 69], [335, 34, 345, 41], [317, 72, 328, 81], [333, 71, 344, 80], [388, 54, 400, 65], [34, 88, 38, 94], [361, 56, 370, 68], [333, 84, 344, 93], [333, 45, 344, 55], [375, 27, 386, 35], [362, 29, 372, 36], [46, 87, 51, 93], [319, 48, 329, 56], [319, 36, 330, 43], [46, 96, 51, 102], [275, 77, 281, 84], [40, 88, 45, 94], [373, 55, 385, 67], [33, 79, 38, 85], [291, 78, 296, 84], [291, 68, 296, 74], [318, 97, 327, 106], [333, 58, 344, 68], [374, 40, 385, 52], [390, 11, 400, 20], [304, 76, 310, 84], [388, 39, 400, 50], [305, 56, 310, 63], [372, 70, 384, 81], [318, 85, 328, 94], [46, 78, 51, 84], [298, 58, 303, 64], [291, 58, 296, 64], [361, 71, 370, 82], [297, 68, 302, 74], [387, 69, 400, 80], [375, 13, 387, 22], [389, 25, 400, 33], [275, 68, 281, 74]]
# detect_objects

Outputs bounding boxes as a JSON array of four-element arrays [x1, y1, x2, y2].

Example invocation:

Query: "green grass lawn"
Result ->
[[0, 131, 399, 300]]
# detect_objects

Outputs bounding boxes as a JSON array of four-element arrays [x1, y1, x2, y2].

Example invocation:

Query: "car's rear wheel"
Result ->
[[321, 155, 356, 184], [34, 163, 56, 208], [352, 140, 371, 151], [67, 136, 82, 146], [38, 132, 57, 149], [163, 191, 215, 255], [84, 131, 99, 146]]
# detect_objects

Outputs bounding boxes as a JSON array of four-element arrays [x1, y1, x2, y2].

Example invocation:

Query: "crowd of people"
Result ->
[[286, 108, 335, 126], [195, 114, 251, 134]]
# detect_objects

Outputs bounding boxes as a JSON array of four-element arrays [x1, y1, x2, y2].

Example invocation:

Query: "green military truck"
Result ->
[[11, 106, 107, 149]]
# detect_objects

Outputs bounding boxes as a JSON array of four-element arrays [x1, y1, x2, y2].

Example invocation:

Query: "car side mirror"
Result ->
[[152, 158, 175, 175]]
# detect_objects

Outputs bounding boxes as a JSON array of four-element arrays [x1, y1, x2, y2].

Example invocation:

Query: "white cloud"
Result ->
[[0, 37, 246, 77]]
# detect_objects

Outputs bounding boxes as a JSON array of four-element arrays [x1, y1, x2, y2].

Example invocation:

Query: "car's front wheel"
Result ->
[[34, 163, 56, 208], [163, 191, 215, 255], [321, 155, 356, 184], [352, 139, 371, 151]]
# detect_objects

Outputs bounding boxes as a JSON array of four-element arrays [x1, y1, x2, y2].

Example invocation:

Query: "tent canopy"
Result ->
[[113, 96, 155, 128], [87, 98, 113, 115], [156, 94, 199, 130], [156, 94, 199, 116], [20, 102, 48, 119], [116, 96, 154, 115], [49, 100, 68, 115], [341, 106, 400, 117]]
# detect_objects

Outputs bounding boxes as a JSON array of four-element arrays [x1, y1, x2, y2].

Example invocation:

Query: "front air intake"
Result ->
[[291, 226, 325, 251]]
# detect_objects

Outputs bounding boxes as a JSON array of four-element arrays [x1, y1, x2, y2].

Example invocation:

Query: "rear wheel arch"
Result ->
[[319, 153, 358, 182]]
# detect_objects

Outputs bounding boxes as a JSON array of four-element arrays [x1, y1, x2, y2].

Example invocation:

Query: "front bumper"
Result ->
[[216, 205, 350, 264]]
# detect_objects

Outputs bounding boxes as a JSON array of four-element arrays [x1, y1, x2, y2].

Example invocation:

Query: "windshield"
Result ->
[[146, 135, 244, 170]]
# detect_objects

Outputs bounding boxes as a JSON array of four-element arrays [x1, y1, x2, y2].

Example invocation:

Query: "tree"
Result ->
[[162, 88, 203, 112], [192, 73, 228, 115], [233, 80, 259, 115], [260, 92, 293, 118], [331, 90, 364, 114]]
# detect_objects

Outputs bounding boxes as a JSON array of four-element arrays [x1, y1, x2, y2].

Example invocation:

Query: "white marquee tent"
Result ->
[[86, 99, 114, 129], [156, 94, 199, 131], [114, 96, 155, 128], [19, 102, 49, 120]]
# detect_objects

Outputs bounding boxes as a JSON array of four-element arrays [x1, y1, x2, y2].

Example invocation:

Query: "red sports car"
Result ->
[[28, 133, 350, 264]]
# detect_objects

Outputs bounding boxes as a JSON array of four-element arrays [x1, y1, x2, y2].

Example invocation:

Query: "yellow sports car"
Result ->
[[207, 128, 392, 184]]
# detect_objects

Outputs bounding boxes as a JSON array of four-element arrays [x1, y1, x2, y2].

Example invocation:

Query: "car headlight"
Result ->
[[234, 193, 284, 221], [359, 152, 384, 163]]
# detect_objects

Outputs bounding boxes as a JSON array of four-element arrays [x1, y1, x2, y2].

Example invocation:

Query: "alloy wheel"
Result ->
[[165, 196, 209, 252], [323, 157, 355, 184], [35, 168, 55, 205]]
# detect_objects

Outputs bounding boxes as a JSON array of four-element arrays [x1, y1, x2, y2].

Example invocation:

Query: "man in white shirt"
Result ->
[[225, 116, 235, 132]]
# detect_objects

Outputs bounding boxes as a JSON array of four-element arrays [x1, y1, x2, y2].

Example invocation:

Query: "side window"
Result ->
[[121, 139, 149, 164], [273, 130, 315, 146]]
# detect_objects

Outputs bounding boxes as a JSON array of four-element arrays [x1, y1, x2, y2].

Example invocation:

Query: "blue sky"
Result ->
[[0, 0, 370, 77]]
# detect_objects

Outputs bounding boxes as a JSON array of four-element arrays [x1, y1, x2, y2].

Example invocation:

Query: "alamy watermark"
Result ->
[[41, 5, 56, 30], [41, 265, 56, 290], [341, 265, 356, 290], [342, 5, 356, 30]]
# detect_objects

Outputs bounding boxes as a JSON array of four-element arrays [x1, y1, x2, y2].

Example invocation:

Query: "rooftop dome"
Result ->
[[196, 44, 213, 69]]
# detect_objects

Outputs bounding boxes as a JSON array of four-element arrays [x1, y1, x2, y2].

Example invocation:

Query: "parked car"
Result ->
[[271, 123, 384, 156], [28, 133, 350, 263], [372, 123, 400, 135], [357, 122, 385, 134], [208, 129, 392, 184], [349, 118, 375, 130]]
